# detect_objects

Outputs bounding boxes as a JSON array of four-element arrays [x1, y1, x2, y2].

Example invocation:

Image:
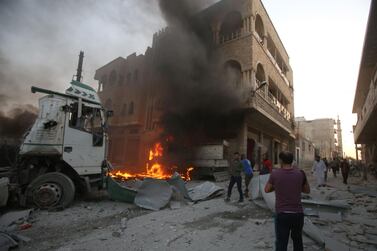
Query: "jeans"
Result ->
[[275, 213, 304, 251], [227, 176, 243, 200]]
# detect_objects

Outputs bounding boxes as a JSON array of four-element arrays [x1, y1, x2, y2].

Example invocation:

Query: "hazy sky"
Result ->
[[262, 0, 371, 157], [0, 0, 372, 157]]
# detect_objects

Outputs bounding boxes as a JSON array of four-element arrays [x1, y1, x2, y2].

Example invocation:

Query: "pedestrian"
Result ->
[[241, 154, 253, 198], [340, 158, 350, 184], [322, 158, 328, 182], [225, 152, 244, 202], [312, 155, 326, 187], [264, 151, 310, 251], [330, 158, 337, 178], [260, 154, 272, 175]]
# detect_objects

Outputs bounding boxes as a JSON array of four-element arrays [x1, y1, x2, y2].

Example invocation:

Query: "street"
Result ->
[[9, 168, 377, 251]]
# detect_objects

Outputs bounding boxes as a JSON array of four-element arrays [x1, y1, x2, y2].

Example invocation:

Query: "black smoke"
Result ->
[[156, 0, 244, 145], [0, 105, 37, 140]]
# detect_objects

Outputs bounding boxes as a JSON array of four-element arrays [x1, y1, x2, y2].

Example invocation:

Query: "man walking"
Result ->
[[340, 158, 350, 184], [225, 152, 244, 202], [312, 155, 326, 187], [265, 151, 310, 251], [241, 154, 253, 198]]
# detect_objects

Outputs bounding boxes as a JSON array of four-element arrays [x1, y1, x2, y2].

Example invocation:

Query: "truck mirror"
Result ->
[[106, 110, 114, 118]]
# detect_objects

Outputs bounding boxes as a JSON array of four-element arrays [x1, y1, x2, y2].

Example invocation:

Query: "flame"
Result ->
[[110, 142, 193, 181]]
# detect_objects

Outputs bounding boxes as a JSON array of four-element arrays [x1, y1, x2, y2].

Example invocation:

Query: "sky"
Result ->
[[0, 0, 372, 157], [261, 0, 371, 157]]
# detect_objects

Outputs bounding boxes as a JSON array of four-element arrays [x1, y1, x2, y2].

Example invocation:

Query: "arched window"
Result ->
[[128, 101, 134, 115], [255, 14, 264, 42], [224, 60, 242, 88], [220, 11, 243, 42], [256, 63, 266, 86], [109, 70, 117, 85]]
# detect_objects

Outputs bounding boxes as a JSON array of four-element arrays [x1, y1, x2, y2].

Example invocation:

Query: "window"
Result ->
[[128, 101, 134, 115], [255, 15, 264, 42], [134, 70, 139, 81], [224, 60, 242, 88], [302, 141, 306, 151], [68, 102, 104, 146], [219, 11, 243, 43]]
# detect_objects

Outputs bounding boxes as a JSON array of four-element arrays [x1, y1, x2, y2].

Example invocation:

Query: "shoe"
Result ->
[[225, 197, 230, 202], [238, 199, 244, 203]]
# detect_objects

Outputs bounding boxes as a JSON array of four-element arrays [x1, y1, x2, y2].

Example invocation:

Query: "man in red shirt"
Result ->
[[264, 151, 310, 251]]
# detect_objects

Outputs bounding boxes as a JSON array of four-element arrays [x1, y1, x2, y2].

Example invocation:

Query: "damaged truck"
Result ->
[[0, 52, 112, 209]]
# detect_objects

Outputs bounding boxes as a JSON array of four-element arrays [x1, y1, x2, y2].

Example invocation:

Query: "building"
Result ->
[[295, 135, 315, 169], [353, 0, 377, 166], [296, 117, 342, 160], [94, 0, 295, 170]]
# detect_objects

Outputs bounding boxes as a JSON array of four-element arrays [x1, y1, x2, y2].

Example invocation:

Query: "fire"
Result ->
[[110, 142, 194, 181]]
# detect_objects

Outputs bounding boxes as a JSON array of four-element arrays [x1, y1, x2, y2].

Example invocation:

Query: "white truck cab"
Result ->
[[15, 80, 111, 209]]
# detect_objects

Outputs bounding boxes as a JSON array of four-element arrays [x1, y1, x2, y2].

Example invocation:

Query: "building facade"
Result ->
[[296, 117, 342, 160], [95, 0, 295, 170], [353, 0, 377, 167]]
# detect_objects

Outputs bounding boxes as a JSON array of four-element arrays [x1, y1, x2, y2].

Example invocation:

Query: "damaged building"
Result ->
[[94, 0, 295, 172], [353, 0, 377, 167]]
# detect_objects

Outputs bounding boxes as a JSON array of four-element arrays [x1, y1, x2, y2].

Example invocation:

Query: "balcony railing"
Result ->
[[219, 31, 241, 44]]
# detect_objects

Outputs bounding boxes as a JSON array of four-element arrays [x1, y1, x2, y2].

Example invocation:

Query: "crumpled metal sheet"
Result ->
[[259, 174, 276, 212], [187, 181, 224, 202], [0, 232, 18, 251], [167, 172, 191, 200], [251, 173, 261, 200], [134, 178, 173, 211], [303, 217, 325, 245], [0, 209, 33, 231]]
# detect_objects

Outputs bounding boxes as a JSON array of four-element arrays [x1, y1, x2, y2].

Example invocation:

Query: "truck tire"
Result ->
[[26, 172, 75, 209]]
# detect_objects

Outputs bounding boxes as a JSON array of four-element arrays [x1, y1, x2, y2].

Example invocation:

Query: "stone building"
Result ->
[[353, 0, 377, 167], [296, 117, 342, 160], [94, 0, 295, 169]]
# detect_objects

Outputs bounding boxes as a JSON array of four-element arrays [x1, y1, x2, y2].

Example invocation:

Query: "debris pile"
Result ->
[[108, 173, 224, 211], [251, 172, 377, 251]]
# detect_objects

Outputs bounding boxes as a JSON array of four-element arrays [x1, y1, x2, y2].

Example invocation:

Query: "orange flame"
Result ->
[[110, 142, 193, 181]]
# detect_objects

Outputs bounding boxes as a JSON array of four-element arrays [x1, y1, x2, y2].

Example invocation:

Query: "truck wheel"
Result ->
[[26, 172, 75, 209]]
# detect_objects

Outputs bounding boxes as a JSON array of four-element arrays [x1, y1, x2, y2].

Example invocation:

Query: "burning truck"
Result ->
[[0, 52, 198, 209]]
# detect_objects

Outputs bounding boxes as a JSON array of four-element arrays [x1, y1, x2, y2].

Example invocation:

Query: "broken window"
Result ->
[[68, 102, 104, 146]]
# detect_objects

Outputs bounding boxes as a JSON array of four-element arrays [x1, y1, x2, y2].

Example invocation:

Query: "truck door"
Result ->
[[62, 101, 105, 175]]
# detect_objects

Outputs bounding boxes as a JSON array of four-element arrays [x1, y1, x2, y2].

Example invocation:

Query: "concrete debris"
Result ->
[[0, 232, 18, 251], [301, 199, 350, 210], [303, 217, 325, 246], [349, 186, 377, 198], [324, 237, 351, 251], [167, 173, 191, 200], [318, 211, 342, 222], [187, 181, 224, 202], [134, 178, 173, 211], [0, 209, 33, 231]]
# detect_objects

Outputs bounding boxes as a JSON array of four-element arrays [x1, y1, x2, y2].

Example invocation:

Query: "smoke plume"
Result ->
[[156, 0, 244, 145], [0, 105, 37, 140]]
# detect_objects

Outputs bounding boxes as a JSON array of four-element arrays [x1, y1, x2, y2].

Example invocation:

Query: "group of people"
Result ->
[[225, 151, 310, 251], [225, 153, 272, 202], [312, 155, 351, 186]]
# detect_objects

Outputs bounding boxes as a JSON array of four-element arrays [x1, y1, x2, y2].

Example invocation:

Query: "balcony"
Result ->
[[354, 81, 377, 143], [219, 31, 242, 44], [248, 88, 293, 133]]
